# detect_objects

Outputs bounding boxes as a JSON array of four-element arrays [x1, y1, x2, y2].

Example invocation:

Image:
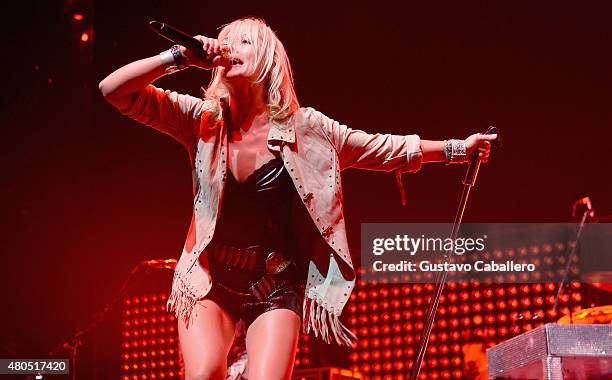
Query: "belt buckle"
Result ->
[[265, 251, 291, 274]]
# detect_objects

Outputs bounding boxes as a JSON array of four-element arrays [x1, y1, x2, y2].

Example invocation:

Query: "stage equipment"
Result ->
[[24, 258, 176, 380], [292, 366, 362, 380], [551, 197, 596, 323], [408, 126, 502, 380], [487, 323, 612, 379], [557, 305, 612, 325], [583, 271, 612, 293]]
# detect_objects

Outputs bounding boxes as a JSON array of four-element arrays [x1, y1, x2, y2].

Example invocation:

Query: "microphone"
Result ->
[[148, 19, 234, 65], [572, 196, 595, 218], [148, 20, 208, 57]]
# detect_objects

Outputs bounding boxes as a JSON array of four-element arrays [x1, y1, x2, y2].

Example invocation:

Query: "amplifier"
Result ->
[[292, 367, 362, 380], [486, 323, 612, 379]]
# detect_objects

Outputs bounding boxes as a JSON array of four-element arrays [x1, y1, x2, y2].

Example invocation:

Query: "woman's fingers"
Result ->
[[192, 35, 219, 58], [480, 133, 498, 142], [465, 132, 495, 163], [181, 35, 225, 70]]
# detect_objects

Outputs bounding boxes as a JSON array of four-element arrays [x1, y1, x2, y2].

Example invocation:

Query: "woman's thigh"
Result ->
[[178, 299, 236, 380], [245, 308, 301, 380]]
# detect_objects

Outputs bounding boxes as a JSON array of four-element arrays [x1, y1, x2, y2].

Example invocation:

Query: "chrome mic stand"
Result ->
[[25, 259, 177, 380], [551, 197, 595, 324], [408, 126, 501, 380]]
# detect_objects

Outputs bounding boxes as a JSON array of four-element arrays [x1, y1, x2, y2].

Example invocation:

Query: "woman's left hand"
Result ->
[[465, 133, 497, 163]]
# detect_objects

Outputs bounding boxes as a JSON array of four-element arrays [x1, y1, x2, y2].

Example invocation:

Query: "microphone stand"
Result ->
[[552, 202, 593, 324], [408, 127, 500, 380], [25, 259, 175, 380]]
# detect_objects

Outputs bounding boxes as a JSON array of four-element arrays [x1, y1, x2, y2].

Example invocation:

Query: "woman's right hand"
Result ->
[[180, 36, 228, 70]]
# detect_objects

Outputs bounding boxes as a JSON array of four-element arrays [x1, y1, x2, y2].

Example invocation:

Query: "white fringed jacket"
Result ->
[[119, 85, 423, 346]]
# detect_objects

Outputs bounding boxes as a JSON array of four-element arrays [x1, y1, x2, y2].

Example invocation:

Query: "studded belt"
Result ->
[[207, 242, 299, 301], [207, 242, 262, 271]]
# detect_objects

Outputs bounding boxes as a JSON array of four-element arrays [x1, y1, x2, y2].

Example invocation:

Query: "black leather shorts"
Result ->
[[202, 245, 305, 328], [204, 278, 305, 328]]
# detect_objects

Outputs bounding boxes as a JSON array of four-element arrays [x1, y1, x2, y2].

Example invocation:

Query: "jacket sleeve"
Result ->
[[118, 84, 213, 149], [314, 109, 423, 173]]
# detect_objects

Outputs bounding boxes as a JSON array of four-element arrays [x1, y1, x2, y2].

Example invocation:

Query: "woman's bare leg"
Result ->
[[245, 309, 301, 380], [178, 299, 236, 380]]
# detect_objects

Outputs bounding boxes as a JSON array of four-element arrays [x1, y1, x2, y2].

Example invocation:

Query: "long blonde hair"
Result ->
[[203, 18, 299, 123]]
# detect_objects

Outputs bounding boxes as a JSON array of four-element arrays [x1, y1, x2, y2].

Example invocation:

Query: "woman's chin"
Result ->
[[222, 72, 253, 85]]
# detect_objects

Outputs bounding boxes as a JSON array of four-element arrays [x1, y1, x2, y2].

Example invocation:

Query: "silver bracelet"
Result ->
[[444, 139, 467, 164]]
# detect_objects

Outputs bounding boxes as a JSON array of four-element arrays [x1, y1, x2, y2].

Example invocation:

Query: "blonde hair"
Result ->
[[203, 17, 299, 122]]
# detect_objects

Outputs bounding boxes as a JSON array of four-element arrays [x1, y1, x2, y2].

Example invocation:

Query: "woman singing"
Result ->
[[99, 17, 494, 380]]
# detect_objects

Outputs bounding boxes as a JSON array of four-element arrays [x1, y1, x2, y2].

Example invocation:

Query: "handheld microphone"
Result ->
[[148, 20, 209, 58]]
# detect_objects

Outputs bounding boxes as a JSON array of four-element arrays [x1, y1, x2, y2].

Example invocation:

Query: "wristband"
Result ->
[[159, 45, 187, 74]]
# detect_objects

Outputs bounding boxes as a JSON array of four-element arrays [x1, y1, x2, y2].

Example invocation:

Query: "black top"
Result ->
[[210, 156, 295, 253]]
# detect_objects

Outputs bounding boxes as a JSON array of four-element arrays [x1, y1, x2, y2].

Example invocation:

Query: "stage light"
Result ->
[[414, 296, 424, 306], [372, 362, 382, 373], [560, 294, 570, 304], [429, 333, 437, 343], [381, 324, 391, 335], [571, 291, 582, 302], [392, 323, 402, 334], [495, 299, 507, 310], [391, 299, 401, 309], [370, 325, 381, 335], [490, 287, 503, 299], [360, 363, 371, 374], [414, 321, 424, 331]]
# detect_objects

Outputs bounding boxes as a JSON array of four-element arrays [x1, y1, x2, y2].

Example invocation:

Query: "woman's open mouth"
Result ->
[[229, 58, 243, 65]]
